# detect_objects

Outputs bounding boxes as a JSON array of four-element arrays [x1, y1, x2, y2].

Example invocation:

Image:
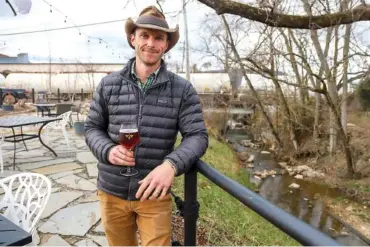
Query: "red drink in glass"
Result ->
[[119, 129, 139, 150], [119, 122, 139, 177]]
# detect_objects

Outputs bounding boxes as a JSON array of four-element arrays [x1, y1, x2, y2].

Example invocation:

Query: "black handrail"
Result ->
[[183, 159, 340, 246]]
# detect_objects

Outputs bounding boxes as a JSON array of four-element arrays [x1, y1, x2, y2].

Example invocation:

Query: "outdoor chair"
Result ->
[[70, 103, 82, 124], [44, 111, 72, 148], [48, 103, 73, 117], [0, 135, 3, 173], [0, 173, 52, 244]]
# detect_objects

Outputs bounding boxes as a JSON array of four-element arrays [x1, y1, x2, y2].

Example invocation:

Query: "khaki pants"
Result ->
[[98, 190, 172, 246]]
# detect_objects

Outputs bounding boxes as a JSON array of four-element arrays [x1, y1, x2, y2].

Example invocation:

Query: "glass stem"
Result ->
[[127, 147, 133, 173]]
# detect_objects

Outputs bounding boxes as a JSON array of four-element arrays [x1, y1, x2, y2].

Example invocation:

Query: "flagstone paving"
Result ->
[[0, 120, 109, 246], [39, 201, 101, 236]]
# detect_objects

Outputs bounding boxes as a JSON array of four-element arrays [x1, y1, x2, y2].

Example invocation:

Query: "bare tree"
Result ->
[[197, 0, 370, 29], [267, 28, 298, 150], [221, 15, 283, 149]]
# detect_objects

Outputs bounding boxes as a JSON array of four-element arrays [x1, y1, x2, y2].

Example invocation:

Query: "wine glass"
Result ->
[[118, 122, 139, 176]]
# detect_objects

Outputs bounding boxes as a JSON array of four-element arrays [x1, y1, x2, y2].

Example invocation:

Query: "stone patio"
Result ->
[[0, 115, 108, 246]]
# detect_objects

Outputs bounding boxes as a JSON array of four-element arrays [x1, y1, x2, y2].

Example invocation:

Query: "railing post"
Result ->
[[57, 88, 60, 103], [81, 88, 84, 101], [0, 88, 3, 107], [184, 166, 199, 246], [31, 88, 35, 103]]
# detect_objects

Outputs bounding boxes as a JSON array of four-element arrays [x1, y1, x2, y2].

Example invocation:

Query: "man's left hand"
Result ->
[[136, 161, 175, 201]]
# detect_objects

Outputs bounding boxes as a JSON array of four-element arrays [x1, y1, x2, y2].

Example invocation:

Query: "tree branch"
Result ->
[[197, 0, 370, 29]]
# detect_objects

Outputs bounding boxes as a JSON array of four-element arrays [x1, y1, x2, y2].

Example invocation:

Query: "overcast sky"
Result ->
[[0, 0, 214, 66], [1, 0, 370, 75]]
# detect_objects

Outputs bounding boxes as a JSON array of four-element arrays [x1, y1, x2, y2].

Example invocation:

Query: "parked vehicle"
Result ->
[[0, 88, 28, 104]]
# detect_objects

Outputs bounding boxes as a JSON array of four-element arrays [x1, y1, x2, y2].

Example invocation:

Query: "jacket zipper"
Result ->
[[131, 80, 169, 157], [121, 78, 141, 200], [121, 77, 169, 199]]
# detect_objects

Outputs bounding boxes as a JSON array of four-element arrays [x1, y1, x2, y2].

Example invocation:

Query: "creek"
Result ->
[[226, 129, 370, 246]]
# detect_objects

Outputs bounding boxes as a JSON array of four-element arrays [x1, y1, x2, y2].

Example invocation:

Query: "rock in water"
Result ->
[[289, 183, 300, 189], [240, 139, 252, 146], [247, 155, 255, 163], [278, 162, 287, 168], [237, 151, 249, 161], [294, 174, 303, 179]]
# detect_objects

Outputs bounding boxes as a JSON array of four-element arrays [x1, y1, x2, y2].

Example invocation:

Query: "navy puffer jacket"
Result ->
[[85, 58, 208, 200]]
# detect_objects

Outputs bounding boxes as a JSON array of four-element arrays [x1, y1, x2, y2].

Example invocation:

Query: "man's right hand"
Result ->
[[108, 145, 135, 166]]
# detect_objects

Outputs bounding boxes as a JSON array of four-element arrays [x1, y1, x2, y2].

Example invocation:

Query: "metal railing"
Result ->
[[182, 159, 339, 246]]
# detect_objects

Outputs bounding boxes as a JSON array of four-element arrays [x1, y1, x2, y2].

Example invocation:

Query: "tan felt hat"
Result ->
[[125, 5, 179, 53]]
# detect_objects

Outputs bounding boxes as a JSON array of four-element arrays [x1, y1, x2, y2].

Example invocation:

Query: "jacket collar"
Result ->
[[119, 57, 170, 86]]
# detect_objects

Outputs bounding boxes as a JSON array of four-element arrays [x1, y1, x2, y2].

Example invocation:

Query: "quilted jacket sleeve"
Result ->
[[165, 83, 209, 175], [84, 78, 116, 164]]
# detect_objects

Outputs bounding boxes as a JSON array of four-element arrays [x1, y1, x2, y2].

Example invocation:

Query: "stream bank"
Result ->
[[225, 129, 370, 246]]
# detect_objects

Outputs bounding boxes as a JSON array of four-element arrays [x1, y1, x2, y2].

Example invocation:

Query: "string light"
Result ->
[[1, 0, 126, 61], [42, 1, 124, 60]]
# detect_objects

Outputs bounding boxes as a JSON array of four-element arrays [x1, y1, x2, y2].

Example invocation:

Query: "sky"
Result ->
[[0, 0, 370, 75], [0, 0, 214, 67]]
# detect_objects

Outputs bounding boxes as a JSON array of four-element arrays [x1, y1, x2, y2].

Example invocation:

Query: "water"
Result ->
[[226, 129, 370, 246]]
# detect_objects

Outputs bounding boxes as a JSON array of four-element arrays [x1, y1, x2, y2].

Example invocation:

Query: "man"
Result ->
[[84, 5, 208, 247]]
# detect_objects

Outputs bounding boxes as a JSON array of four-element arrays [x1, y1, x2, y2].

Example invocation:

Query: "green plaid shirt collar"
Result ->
[[131, 61, 161, 92]]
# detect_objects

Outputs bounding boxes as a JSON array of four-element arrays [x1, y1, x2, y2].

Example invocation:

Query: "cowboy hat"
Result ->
[[125, 6, 179, 53]]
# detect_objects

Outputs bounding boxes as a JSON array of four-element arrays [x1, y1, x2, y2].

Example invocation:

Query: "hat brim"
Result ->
[[125, 17, 179, 53]]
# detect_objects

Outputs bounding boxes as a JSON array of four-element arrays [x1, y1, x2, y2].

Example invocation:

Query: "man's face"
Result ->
[[130, 28, 169, 66]]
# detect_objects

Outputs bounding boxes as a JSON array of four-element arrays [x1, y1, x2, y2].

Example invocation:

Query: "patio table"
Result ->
[[0, 214, 32, 246], [0, 116, 61, 169]]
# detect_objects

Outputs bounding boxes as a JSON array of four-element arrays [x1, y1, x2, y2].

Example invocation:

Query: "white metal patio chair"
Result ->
[[44, 111, 72, 147], [0, 134, 4, 173], [0, 173, 52, 244]]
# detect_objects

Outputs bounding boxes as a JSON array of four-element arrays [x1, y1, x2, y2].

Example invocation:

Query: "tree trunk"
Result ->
[[313, 92, 321, 139], [269, 31, 298, 150], [313, 25, 333, 140], [322, 87, 355, 177], [341, 1, 352, 135], [279, 30, 305, 106], [302, 0, 338, 155]]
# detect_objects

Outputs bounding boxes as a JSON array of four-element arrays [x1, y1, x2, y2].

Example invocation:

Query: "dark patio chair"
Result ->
[[48, 104, 74, 126], [70, 103, 82, 124], [48, 103, 73, 115]]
